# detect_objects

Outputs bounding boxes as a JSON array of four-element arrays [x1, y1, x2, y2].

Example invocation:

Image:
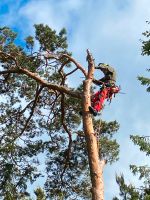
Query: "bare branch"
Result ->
[[0, 68, 82, 99], [60, 93, 72, 182], [46, 92, 61, 125], [13, 85, 43, 140], [0, 50, 83, 98], [58, 63, 66, 86], [20, 68, 82, 98], [61, 54, 87, 77], [0, 68, 21, 75], [65, 67, 78, 77], [58, 60, 70, 73], [19, 100, 35, 114], [58, 61, 78, 84], [46, 51, 87, 77]]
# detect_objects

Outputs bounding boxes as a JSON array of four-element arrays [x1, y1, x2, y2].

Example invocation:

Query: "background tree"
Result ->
[[113, 23, 150, 200], [0, 24, 120, 200], [138, 21, 150, 92]]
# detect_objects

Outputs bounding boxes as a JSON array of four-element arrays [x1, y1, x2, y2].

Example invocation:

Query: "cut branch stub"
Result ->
[[86, 49, 95, 80]]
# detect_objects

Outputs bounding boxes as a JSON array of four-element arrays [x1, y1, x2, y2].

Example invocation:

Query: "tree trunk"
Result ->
[[82, 79, 105, 200]]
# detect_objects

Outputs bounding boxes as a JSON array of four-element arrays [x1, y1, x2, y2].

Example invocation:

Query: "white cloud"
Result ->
[[17, 0, 86, 33], [0, 0, 150, 199]]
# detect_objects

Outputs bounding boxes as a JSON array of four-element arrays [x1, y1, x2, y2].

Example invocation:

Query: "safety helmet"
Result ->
[[98, 63, 109, 68]]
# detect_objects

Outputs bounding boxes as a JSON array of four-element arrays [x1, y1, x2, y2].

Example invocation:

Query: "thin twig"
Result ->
[[13, 85, 43, 141]]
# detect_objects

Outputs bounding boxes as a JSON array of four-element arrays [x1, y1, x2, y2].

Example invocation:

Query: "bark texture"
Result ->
[[82, 50, 105, 200]]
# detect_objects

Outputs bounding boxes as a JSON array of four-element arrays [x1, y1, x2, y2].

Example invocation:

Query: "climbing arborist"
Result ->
[[89, 63, 120, 116]]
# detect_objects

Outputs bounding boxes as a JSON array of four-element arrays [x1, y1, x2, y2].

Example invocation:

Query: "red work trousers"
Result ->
[[91, 88, 110, 112]]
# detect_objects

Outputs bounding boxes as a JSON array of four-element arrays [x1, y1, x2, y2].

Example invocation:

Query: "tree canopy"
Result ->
[[0, 24, 120, 200]]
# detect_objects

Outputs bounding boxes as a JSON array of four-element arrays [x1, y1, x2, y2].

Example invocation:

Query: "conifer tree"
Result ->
[[0, 24, 120, 200], [113, 23, 150, 200], [138, 21, 150, 92]]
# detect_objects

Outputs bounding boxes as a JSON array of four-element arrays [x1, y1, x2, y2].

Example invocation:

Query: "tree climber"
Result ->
[[89, 63, 120, 116]]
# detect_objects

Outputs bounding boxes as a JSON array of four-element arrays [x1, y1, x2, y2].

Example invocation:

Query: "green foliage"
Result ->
[[141, 22, 150, 56], [141, 40, 150, 56], [45, 120, 119, 199], [0, 24, 120, 199], [139, 21, 150, 92], [113, 175, 140, 200], [45, 134, 92, 199], [0, 24, 76, 199], [138, 76, 150, 92], [94, 120, 120, 164], [130, 165, 150, 186], [34, 187, 46, 200], [34, 24, 68, 52], [99, 137, 119, 164], [113, 172, 150, 200], [114, 137, 150, 199], [25, 36, 34, 53], [130, 135, 150, 155], [0, 27, 17, 45]]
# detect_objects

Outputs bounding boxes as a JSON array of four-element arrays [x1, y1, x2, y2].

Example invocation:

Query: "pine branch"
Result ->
[[46, 51, 87, 77], [0, 67, 82, 99], [13, 86, 43, 141], [60, 93, 72, 183]]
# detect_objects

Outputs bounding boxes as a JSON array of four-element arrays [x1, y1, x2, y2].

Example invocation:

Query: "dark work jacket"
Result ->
[[93, 65, 116, 85]]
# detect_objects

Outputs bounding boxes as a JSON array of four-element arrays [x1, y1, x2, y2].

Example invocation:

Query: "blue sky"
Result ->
[[0, 0, 150, 199]]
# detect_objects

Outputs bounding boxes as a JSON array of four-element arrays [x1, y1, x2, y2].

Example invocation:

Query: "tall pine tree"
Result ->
[[0, 25, 120, 200]]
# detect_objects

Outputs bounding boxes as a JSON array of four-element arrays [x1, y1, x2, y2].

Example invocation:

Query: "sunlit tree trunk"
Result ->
[[82, 51, 106, 200]]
